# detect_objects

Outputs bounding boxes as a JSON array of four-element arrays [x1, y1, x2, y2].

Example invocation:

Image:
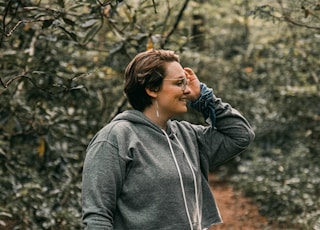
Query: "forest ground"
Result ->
[[209, 174, 276, 230]]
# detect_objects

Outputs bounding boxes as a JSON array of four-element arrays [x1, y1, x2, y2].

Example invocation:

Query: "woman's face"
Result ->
[[156, 61, 190, 118]]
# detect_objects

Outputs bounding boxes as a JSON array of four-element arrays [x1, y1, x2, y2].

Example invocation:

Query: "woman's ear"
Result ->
[[145, 87, 158, 99]]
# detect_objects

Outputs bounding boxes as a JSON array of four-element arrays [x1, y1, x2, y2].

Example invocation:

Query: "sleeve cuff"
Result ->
[[188, 83, 216, 126]]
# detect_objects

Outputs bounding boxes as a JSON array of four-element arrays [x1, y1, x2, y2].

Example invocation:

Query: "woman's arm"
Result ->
[[190, 83, 255, 170], [82, 139, 124, 229]]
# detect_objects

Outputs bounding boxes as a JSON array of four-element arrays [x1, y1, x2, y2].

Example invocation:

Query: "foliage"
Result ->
[[224, 0, 320, 228], [234, 143, 320, 228], [0, 0, 319, 229]]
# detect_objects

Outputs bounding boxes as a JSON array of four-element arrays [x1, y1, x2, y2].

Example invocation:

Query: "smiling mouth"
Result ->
[[179, 98, 188, 102]]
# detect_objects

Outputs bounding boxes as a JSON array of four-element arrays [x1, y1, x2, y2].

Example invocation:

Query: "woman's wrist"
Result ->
[[188, 83, 217, 125]]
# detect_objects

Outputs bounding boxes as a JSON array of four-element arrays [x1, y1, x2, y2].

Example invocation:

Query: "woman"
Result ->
[[82, 49, 255, 230]]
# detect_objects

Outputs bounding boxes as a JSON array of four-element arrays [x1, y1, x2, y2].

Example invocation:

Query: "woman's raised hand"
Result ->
[[184, 67, 201, 101]]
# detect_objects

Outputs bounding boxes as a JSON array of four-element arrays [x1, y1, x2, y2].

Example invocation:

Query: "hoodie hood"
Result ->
[[112, 110, 176, 137]]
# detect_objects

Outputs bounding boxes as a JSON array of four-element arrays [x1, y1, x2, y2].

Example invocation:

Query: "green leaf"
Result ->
[[81, 19, 99, 28], [82, 24, 101, 44], [58, 0, 65, 8], [57, 26, 78, 42], [70, 85, 87, 91], [42, 20, 54, 29], [63, 17, 75, 26]]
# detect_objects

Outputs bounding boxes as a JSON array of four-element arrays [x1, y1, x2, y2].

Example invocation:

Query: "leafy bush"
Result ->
[[0, 73, 124, 228], [233, 140, 320, 228]]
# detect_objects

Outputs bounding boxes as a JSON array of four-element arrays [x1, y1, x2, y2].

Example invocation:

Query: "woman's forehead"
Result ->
[[164, 62, 185, 78]]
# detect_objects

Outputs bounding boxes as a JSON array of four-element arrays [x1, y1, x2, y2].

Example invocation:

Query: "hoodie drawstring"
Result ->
[[161, 129, 201, 230], [174, 133, 202, 229]]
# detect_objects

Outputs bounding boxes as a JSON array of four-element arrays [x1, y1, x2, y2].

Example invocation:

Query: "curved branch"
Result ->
[[1, 72, 27, 89], [253, 4, 320, 31], [0, 0, 14, 47], [283, 16, 320, 30], [107, 95, 127, 123], [161, 0, 190, 48]]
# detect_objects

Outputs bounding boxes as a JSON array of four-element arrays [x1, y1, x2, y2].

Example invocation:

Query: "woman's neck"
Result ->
[[143, 106, 168, 130]]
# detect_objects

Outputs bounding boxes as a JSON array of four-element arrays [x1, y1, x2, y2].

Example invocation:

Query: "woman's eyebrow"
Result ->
[[175, 75, 187, 80], [164, 75, 186, 80]]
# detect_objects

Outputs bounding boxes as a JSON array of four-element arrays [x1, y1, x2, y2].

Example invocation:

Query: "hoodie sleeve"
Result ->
[[82, 133, 126, 229], [189, 83, 255, 171]]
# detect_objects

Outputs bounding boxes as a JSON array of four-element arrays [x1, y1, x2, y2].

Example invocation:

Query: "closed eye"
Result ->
[[176, 79, 185, 86]]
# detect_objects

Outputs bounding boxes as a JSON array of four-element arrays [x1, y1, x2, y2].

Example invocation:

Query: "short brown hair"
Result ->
[[124, 49, 180, 111]]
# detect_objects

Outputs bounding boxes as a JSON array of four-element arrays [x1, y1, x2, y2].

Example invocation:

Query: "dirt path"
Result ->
[[208, 174, 270, 230]]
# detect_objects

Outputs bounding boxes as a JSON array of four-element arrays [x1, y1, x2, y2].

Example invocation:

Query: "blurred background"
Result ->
[[0, 0, 319, 229]]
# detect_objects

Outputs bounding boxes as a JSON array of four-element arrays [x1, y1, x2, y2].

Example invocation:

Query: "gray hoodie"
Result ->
[[82, 88, 255, 230]]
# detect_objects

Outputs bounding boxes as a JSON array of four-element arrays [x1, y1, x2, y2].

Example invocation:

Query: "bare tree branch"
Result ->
[[161, 0, 190, 48], [0, 0, 13, 47], [283, 16, 320, 30], [252, 4, 320, 31], [152, 0, 157, 14], [0, 72, 27, 89]]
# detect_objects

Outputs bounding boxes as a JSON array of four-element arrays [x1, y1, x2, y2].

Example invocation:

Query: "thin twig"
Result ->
[[255, 4, 320, 31], [5, 19, 45, 38], [108, 96, 127, 123], [2, 73, 27, 88], [283, 16, 320, 30]]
